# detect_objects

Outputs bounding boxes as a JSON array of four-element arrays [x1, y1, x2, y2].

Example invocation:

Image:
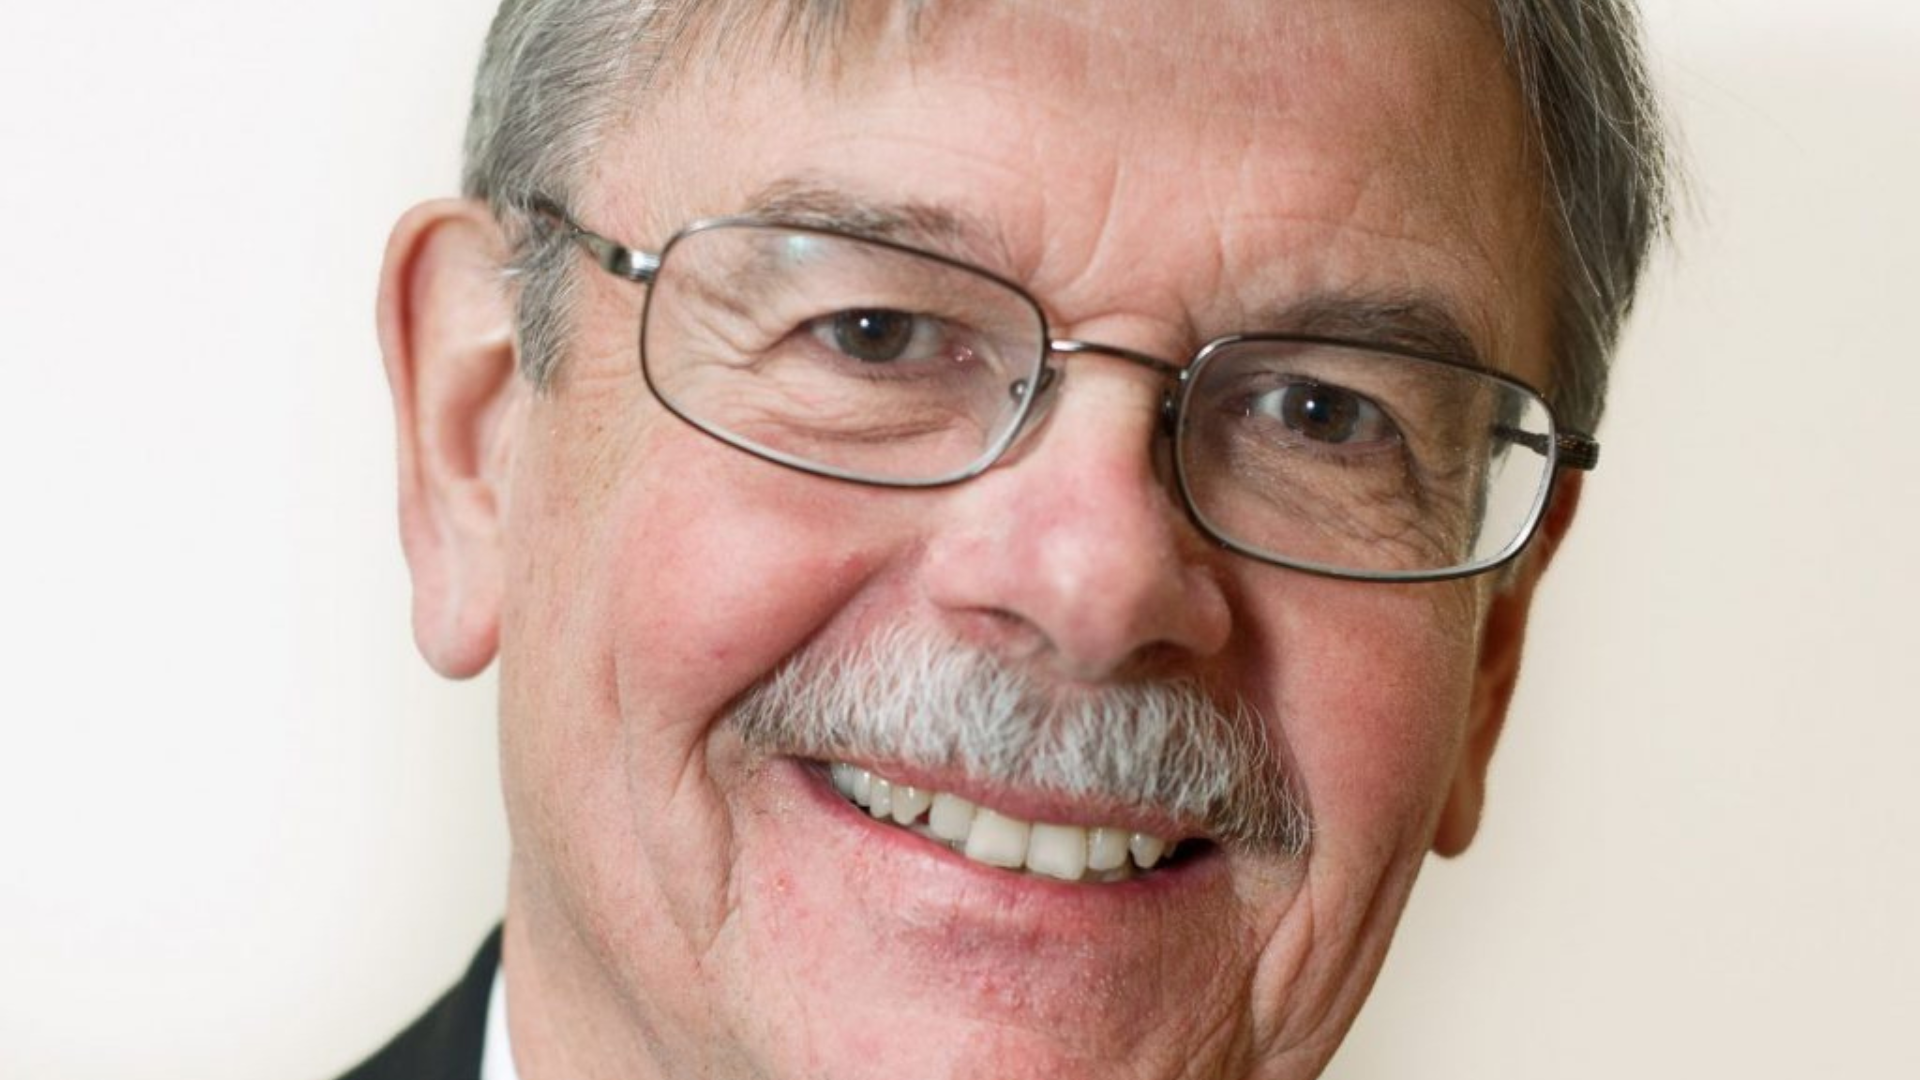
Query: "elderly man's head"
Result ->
[[377, 1, 1668, 1077]]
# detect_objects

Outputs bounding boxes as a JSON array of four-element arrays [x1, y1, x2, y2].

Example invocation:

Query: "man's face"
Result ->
[[457, 2, 1556, 1077]]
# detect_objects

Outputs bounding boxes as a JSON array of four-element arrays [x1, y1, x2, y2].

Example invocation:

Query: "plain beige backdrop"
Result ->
[[1, 2, 1915, 1077]]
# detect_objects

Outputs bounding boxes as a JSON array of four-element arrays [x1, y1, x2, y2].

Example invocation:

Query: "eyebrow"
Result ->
[[732, 176, 1011, 269], [1259, 293, 1494, 370]]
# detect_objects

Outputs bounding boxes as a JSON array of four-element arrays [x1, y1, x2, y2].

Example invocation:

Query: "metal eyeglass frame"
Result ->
[[526, 196, 1600, 584]]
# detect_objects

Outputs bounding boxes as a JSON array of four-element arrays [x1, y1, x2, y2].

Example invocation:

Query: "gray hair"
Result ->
[[462, 0, 1672, 432]]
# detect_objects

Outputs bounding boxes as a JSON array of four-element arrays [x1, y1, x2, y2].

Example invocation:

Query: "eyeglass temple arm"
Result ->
[[525, 197, 660, 284], [1493, 424, 1601, 471]]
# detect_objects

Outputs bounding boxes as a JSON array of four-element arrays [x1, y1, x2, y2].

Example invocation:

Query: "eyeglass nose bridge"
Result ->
[[1042, 338, 1187, 438]]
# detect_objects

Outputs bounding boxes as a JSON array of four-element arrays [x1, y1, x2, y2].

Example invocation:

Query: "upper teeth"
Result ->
[[829, 762, 1177, 883]]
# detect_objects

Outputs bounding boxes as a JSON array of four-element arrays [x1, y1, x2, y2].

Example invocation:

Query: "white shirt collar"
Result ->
[[481, 960, 520, 1080]]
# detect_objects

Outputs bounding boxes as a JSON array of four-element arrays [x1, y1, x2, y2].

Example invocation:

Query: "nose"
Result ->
[[920, 351, 1233, 682]]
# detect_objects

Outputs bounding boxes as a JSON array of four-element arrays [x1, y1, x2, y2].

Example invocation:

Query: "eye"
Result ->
[[812, 309, 942, 364], [1254, 381, 1397, 447]]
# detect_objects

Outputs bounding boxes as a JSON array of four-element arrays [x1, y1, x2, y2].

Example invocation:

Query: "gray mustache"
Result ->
[[727, 625, 1311, 854]]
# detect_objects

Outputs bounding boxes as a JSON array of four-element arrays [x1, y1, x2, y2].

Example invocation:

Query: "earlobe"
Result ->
[[377, 199, 522, 679], [1432, 472, 1584, 856]]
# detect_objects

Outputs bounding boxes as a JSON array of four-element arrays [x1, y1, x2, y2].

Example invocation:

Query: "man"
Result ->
[[350, 1, 1669, 1077]]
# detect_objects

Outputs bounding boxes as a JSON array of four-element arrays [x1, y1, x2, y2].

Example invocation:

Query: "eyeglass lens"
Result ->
[[1174, 340, 1554, 576], [643, 226, 1047, 484]]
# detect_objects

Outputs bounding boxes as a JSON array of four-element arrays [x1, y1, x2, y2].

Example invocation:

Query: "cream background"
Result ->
[[1, 2, 1914, 1077]]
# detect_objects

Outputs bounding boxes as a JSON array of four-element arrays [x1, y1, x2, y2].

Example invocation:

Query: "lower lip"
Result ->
[[771, 756, 1227, 905]]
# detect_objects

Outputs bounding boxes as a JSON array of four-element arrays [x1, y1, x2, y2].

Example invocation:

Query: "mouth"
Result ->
[[825, 761, 1202, 883]]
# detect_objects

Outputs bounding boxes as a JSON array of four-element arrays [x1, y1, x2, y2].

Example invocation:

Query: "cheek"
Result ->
[[1259, 579, 1483, 862], [605, 437, 919, 728], [1227, 579, 1484, 1028], [508, 372, 922, 738], [497, 410, 934, 1018]]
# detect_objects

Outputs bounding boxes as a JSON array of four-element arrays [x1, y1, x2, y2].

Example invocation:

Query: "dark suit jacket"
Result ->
[[335, 928, 502, 1080]]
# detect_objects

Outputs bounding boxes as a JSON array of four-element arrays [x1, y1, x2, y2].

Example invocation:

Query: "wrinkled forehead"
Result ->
[[648, 0, 1533, 171], [660, 0, 1510, 85], [612, 0, 1552, 376]]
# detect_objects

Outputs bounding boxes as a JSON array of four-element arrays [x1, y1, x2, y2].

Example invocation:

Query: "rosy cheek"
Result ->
[[603, 433, 923, 728], [1261, 581, 1482, 856]]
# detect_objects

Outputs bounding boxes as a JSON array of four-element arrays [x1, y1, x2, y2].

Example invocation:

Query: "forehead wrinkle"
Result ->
[[992, 0, 1336, 118], [1215, 192, 1515, 347], [1336, 3, 1546, 367], [734, 175, 1018, 276]]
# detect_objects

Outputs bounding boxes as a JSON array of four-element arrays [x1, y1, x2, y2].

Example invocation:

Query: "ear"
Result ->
[[377, 199, 522, 679], [1432, 471, 1584, 856]]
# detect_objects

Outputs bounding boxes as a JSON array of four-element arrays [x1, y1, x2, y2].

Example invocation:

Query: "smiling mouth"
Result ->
[[827, 761, 1194, 883]]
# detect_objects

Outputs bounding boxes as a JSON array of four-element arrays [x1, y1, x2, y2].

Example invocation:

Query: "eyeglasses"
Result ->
[[533, 199, 1598, 582]]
